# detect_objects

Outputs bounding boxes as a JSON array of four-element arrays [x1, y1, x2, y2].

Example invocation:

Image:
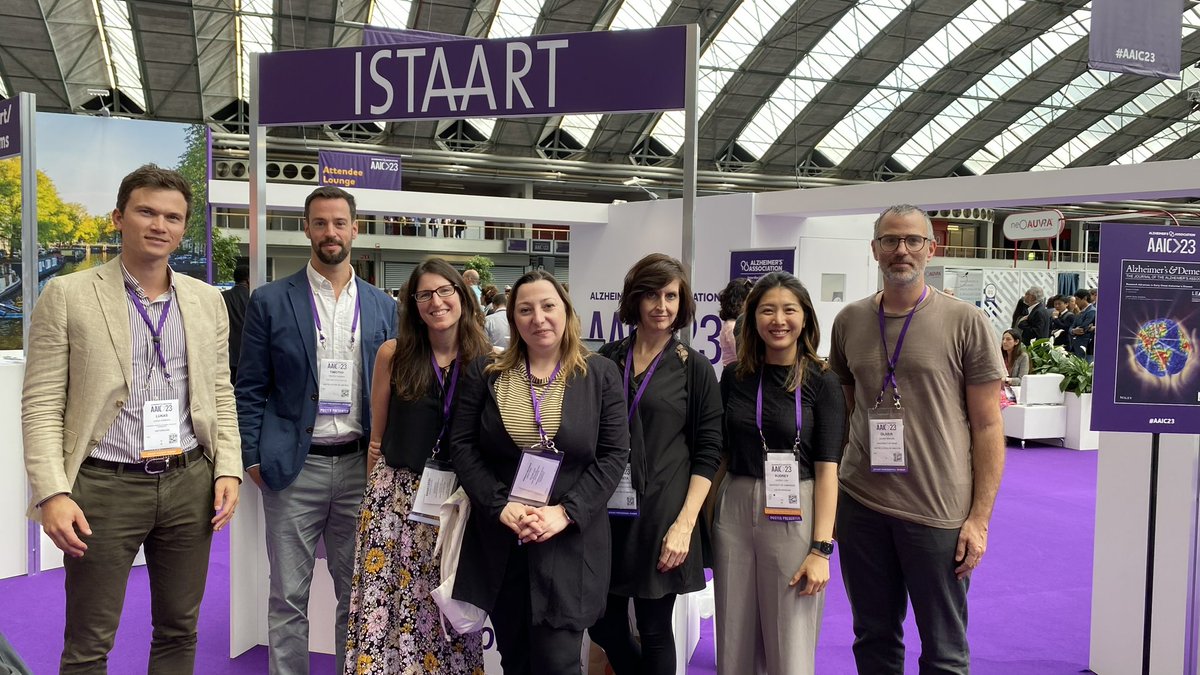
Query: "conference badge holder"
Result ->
[[509, 440, 563, 508], [410, 457, 458, 526], [868, 407, 907, 473], [142, 398, 183, 463], [763, 451, 803, 522], [318, 358, 353, 415], [607, 463, 639, 517]]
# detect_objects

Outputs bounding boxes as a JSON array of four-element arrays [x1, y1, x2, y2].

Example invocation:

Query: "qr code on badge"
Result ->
[[788, 495, 798, 504]]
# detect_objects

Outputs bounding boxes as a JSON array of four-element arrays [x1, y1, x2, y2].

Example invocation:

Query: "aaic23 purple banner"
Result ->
[[729, 249, 795, 283], [1092, 223, 1200, 435], [318, 151, 402, 190], [0, 98, 20, 160], [257, 26, 687, 126], [1088, 0, 1182, 79]]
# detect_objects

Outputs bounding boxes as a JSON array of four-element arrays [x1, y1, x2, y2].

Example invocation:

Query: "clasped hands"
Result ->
[[501, 501, 569, 544]]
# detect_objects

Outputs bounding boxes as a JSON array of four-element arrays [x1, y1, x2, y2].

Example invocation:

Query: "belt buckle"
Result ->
[[143, 457, 172, 474]]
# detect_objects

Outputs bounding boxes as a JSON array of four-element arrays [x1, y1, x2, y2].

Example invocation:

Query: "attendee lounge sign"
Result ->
[[318, 151, 403, 190], [1002, 210, 1064, 241], [729, 248, 795, 283], [0, 98, 19, 160], [1092, 223, 1200, 434], [258, 26, 687, 126], [1088, 0, 1182, 79]]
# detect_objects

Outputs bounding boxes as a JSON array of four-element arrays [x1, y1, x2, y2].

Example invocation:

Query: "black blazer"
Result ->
[[447, 354, 630, 630], [1021, 303, 1052, 345]]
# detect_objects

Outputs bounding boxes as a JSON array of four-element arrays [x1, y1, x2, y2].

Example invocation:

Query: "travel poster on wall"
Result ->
[[1092, 223, 1200, 434]]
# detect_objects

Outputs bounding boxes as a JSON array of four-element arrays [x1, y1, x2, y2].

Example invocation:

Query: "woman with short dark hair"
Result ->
[[589, 254, 723, 674]]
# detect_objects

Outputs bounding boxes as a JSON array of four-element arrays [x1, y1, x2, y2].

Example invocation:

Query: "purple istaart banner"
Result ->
[[1091, 223, 1200, 435], [729, 248, 795, 283], [0, 98, 20, 160], [1089, 0, 1182, 79], [318, 151, 403, 191], [258, 26, 687, 126], [364, 27, 470, 46]]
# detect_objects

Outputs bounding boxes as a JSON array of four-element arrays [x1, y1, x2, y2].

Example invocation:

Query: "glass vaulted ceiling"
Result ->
[[95, 0, 147, 110]]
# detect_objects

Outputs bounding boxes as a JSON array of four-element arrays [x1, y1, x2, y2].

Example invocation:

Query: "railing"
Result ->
[[939, 245, 1098, 266], [214, 211, 569, 244]]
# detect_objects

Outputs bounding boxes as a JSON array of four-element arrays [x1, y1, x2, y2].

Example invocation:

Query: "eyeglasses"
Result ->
[[413, 284, 456, 303], [876, 235, 930, 252]]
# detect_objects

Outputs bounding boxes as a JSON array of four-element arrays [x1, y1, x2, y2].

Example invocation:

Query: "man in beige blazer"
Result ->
[[21, 164, 241, 674]]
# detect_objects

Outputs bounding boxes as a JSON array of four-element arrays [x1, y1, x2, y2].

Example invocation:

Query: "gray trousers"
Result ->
[[713, 474, 822, 675], [836, 492, 970, 675], [261, 451, 366, 675]]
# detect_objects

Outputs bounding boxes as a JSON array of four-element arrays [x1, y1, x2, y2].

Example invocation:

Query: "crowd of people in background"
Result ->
[[21, 170, 1012, 675]]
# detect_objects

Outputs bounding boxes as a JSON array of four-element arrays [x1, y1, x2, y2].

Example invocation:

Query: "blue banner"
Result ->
[[1089, 0, 1182, 79]]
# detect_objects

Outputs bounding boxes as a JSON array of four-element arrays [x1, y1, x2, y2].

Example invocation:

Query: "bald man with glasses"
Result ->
[[829, 205, 1006, 674]]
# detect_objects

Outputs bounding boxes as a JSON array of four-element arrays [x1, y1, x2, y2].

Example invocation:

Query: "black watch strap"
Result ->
[[811, 540, 834, 556]]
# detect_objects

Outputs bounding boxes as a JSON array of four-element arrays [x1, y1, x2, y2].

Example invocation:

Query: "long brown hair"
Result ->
[[735, 272, 824, 391], [617, 253, 695, 331], [487, 270, 589, 379], [1002, 328, 1025, 373], [391, 258, 490, 401]]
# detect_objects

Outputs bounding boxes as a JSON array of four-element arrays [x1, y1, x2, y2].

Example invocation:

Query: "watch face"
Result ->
[[814, 541, 834, 555]]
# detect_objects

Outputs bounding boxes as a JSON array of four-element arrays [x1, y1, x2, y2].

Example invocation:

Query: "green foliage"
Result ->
[[464, 255, 495, 285], [211, 228, 241, 283], [0, 158, 115, 248], [174, 124, 239, 282], [1026, 337, 1093, 394]]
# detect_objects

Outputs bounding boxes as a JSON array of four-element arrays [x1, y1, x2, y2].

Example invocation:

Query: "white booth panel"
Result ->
[[0, 356, 27, 579]]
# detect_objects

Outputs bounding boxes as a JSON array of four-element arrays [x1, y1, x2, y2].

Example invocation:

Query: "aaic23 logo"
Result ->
[[1114, 48, 1156, 63], [1146, 230, 1197, 255]]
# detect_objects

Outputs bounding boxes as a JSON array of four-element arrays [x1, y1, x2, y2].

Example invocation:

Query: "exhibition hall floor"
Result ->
[[0, 445, 1095, 674]]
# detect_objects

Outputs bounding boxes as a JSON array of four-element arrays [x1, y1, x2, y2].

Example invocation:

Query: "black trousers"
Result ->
[[589, 593, 678, 675], [836, 492, 970, 675], [490, 546, 585, 675]]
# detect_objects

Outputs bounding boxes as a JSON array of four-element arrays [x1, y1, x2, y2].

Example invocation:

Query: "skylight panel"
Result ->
[[1032, 67, 1200, 170], [558, 0, 673, 149], [892, 5, 1091, 169], [963, 70, 1115, 173], [0, 78, 8, 99], [650, 0, 794, 154], [95, 0, 147, 110], [367, 0, 413, 28], [816, 0, 1023, 164], [1114, 118, 1199, 165], [488, 0, 542, 39], [738, 0, 913, 158], [238, 0, 274, 100]]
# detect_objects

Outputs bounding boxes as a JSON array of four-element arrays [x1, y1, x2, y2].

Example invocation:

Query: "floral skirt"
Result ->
[[344, 464, 484, 675]]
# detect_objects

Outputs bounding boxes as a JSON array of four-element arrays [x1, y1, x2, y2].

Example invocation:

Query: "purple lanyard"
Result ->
[[126, 286, 172, 381], [308, 286, 361, 351], [622, 338, 668, 423], [526, 358, 563, 448], [430, 354, 459, 455], [756, 370, 803, 454], [875, 285, 928, 407]]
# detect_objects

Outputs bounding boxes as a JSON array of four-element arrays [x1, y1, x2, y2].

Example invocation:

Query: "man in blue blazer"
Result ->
[[236, 186, 397, 675]]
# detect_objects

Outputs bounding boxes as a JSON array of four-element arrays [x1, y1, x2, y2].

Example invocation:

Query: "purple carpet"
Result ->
[[0, 445, 1094, 674]]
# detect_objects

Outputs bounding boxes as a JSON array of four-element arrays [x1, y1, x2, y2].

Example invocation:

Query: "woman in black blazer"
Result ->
[[448, 270, 630, 675]]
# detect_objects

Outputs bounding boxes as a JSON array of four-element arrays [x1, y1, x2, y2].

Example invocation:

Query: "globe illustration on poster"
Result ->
[[1132, 318, 1192, 378]]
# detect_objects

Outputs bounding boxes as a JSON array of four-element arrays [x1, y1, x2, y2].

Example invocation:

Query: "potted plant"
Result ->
[[1026, 338, 1096, 449]]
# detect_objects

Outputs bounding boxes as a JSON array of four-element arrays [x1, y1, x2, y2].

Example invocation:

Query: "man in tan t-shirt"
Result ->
[[829, 204, 1005, 674]]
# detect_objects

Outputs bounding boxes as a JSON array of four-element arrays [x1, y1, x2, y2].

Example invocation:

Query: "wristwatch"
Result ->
[[811, 540, 835, 557]]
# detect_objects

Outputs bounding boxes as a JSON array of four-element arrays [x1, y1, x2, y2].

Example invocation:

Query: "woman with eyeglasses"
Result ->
[[713, 272, 845, 675], [343, 258, 491, 675], [447, 270, 630, 674], [588, 254, 723, 674]]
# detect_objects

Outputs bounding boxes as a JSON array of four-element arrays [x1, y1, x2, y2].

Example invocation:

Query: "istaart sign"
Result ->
[[0, 98, 20, 160], [1002, 210, 1064, 241]]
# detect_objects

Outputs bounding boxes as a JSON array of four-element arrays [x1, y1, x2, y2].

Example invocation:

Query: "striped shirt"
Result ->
[[91, 265, 198, 463], [493, 361, 565, 447]]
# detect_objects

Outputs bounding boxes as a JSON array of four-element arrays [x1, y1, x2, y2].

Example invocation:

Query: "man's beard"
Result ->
[[314, 239, 350, 265]]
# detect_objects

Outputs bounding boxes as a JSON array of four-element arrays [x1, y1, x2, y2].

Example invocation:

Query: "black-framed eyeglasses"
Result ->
[[876, 235, 930, 252], [413, 284, 457, 303]]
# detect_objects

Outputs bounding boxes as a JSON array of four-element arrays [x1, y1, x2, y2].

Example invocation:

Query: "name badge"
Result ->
[[763, 452, 803, 521], [409, 458, 458, 526], [142, 398, 183, 459], [606, 463, 639, 517], [318, 358, 353, 415], [868, 408, 907, 473], [509, 445, 564, 507]]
